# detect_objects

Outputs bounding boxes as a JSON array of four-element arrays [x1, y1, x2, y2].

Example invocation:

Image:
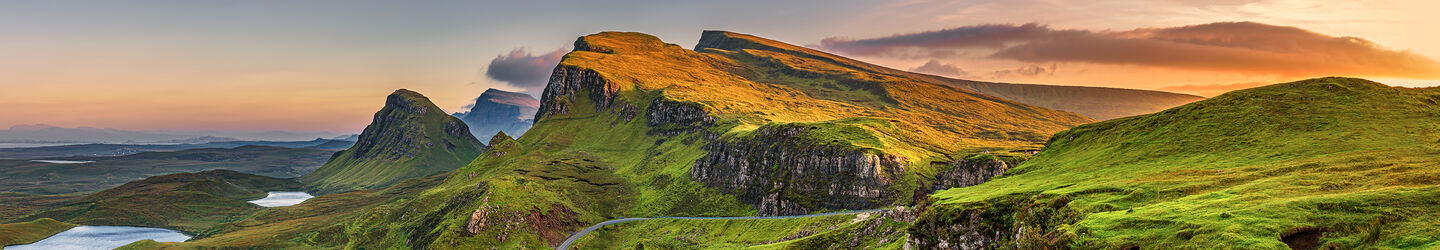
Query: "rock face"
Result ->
[[300, 89, 485, 193], [931, 157, 1009, 192], [690, 125, 907, 216], [454, 89, 539, 142]]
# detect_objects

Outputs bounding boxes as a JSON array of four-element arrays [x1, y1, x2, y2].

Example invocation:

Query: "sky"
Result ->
[[2, 0, 1437, 134]]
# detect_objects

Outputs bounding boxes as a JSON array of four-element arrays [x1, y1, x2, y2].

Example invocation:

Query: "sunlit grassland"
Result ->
[[922, 77, 1440, 248]]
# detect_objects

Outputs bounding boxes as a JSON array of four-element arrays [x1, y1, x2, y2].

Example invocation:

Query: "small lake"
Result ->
[[7, 225, 190, 250], [30, 160, 96, 164], [248, 191, 314, 207]]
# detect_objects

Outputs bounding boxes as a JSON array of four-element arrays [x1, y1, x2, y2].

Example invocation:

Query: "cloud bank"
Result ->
[[485, 48, 567, 91], [819, 22, 1440, 78]]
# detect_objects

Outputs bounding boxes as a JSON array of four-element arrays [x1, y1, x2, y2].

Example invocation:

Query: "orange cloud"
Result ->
[[819, 22, 1440, 79]]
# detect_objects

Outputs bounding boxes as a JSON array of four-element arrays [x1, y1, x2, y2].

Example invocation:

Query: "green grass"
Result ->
[[0, 192, 82, 221], [21, 169, 304, 234], [573, 215, 859, 249], [0, 146, 332, 195], [0, 218, 76, 247], [919, 77, 1440, 249], [299, 89, 485, 194]]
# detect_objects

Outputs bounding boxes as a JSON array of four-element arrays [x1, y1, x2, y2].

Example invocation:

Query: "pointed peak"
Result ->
[[488, 131, 515, 146]]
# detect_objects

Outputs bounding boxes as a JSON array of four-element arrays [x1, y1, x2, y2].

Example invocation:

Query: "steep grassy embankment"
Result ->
[[21, 169, 304, 233], [914, 77, 1440, 249], [300, 89, 484, 194], [0, 218, 76, 247]]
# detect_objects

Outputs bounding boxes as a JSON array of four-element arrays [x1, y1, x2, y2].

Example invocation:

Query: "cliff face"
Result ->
[[690, 125, 907, 216], [454, 89, 538, 142]]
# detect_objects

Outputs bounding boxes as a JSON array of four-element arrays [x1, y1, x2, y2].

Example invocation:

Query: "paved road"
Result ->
[[556, 209, 885, 250]]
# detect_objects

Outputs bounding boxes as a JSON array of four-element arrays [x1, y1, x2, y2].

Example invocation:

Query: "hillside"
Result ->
[[0, 146, 333, 194], [694, 31, 1202, 121], [926, 79, 1205, 120], [453, 88, 539, 142], [299, 89, 485, 193], [19, 169, 304, 233], [0, 218, 76, 247], [316, 30, 1100, 249], [913, 77, 1440, 249]]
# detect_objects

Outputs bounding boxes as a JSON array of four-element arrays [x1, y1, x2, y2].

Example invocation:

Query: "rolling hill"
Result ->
[[0, 145, 333, 194], [299, 89, 485, 194], [912, 77, 1440, 249], [19, 169, 304, 233]]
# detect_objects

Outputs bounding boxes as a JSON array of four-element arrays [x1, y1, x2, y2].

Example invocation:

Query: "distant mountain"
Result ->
[[0, 138, 351, 159], [299, 89, 485, 193], [0, 124, 340, 144], [918, 78, 1205, 120], [452, 88, 538, 142], [145, 136, 239, 144]]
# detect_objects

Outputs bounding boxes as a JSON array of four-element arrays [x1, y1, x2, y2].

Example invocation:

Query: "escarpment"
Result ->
[[690, 125, 907, 216]]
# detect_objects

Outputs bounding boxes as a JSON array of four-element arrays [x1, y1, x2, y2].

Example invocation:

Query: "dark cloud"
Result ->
[[818, 22, 1440, 78], [485, 48, 567, 91], [908, 60, 968, 77]]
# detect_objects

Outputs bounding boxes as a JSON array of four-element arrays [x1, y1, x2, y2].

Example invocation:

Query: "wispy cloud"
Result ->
[[908, 59, 968, 77], [818, 22, 1440, 79]]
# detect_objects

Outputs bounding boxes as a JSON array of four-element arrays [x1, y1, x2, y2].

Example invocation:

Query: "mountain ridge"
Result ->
[[299, 89, 484, 194]]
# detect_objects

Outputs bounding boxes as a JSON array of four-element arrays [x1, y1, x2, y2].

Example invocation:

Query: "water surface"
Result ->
[[248, 191, 314, 207], [30, 160, 96, 164], [7, 225, 190, 250]]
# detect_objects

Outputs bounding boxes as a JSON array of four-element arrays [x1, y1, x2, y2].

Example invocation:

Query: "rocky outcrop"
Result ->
[[535, 65, 620, 120], [931, 157, 1009, 192], [690, 125, 906, 216], [646, 98, 716, 136]]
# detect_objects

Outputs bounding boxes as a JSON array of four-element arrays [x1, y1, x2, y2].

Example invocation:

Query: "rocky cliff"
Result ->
[[691, 125, 906, 216]]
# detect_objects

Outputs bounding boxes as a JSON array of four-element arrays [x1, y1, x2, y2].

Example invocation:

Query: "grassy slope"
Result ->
[[328, 31, 1093, 249], [0, 192, 82, 220], [695, 30, 1200, 121], [0, 146, 332, 194], [300, 89, 484, 194], [0, 218, 76, 247], [922, 77, 1440, 248], [115, 175, 447, 249], [20, 169, 304, 233], [572, 215, 858, 249]]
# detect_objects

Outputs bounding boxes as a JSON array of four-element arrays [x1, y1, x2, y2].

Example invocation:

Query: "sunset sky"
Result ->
[[3, 0, 1438, 133]]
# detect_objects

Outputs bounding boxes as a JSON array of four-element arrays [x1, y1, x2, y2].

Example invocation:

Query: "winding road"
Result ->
[[556, 209, 886, 250]]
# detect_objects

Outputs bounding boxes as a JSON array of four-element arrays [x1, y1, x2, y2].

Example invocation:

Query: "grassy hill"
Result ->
[[695, 30, 1202, 121], [299, 89, 485, 194], [321, 30, 1098, 249], [0, 145, 332, 194], [929, 79, 1205, 120], [20, 169, 304, 233], [0, 218, 76, 247], [913, 77, 1440, 249]]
